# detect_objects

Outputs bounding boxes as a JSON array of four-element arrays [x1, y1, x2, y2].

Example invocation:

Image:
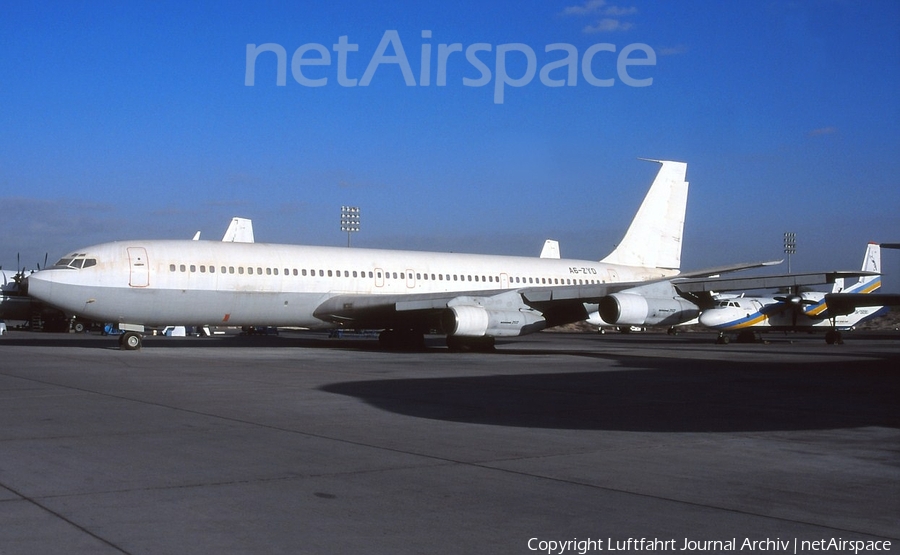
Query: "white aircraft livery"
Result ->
[[24, 159, 769, 350]]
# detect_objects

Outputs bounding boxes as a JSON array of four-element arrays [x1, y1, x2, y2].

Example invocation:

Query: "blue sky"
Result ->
[[2, 1, 899, 290]]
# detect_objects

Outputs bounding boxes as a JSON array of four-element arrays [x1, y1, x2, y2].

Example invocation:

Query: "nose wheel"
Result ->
[[119, 331, 143, 350]]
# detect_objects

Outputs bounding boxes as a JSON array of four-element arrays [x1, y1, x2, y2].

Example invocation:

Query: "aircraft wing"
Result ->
[[822, 293, 900, 316], [313, 280, 650, 330], [672, 271, 880, 294], [314, 260, 789, 330]]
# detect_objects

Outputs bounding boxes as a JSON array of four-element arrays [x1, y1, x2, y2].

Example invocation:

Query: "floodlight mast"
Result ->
[[340, 206, 360, 247], [783, 232, 796, 274]]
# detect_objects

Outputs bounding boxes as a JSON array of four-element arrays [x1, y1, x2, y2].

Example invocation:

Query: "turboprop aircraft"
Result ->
[[25, 159, 789, 351], [698, 243, 895, 344], [1, 268, 35, 321]]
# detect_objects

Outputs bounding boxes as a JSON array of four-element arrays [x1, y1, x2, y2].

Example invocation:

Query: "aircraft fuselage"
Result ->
[[27, 240, 671, 329]]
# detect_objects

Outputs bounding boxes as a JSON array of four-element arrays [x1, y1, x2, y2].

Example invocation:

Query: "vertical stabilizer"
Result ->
[[222, 217, 255, 243], [847, 242, 881, 293], [540, 239, 561, 259], [601, 159, 689, 271]]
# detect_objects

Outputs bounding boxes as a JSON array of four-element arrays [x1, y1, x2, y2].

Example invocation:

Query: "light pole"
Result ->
[[783, 232, 796, 273], [341, 206, 360, 247]]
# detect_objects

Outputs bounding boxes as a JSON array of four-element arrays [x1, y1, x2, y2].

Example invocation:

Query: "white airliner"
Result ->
[[699, 243, 891, 344], [25, 160, 780, 350], [2, 218, 257, 328]]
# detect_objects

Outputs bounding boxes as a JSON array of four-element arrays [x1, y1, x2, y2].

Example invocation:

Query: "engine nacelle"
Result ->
[[442, 305, 546, 337], [598, 293, 699, 326]]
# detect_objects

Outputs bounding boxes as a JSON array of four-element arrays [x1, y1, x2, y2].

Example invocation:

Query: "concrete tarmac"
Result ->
[[1, 329, 898, 554]]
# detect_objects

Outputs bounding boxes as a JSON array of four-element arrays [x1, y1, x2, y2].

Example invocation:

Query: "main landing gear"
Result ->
[[119, 331, 143, 350]]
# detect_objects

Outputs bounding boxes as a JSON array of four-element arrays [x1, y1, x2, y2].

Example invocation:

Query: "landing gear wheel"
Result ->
[[120, 331, 143, 350], [715, 333, 730, 345]]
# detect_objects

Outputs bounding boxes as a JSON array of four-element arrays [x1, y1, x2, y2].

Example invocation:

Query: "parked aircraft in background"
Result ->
[[22, 159, 826, 351], [1, 255, 70, 329], [539, 240, 560, 259], [200, 217, 255, 243], [1, 268, 36, 322], [699, 243, 895, 344]]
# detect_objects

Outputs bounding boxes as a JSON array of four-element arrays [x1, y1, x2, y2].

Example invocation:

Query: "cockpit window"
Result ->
[[50, 256, 97, 270]]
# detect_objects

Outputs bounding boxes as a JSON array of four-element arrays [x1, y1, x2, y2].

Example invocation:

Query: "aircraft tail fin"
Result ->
[[601, 159, 688, 271], [846, 242, 881, 294], [540, 239, 560, 259], [222, 217, 255, 243]]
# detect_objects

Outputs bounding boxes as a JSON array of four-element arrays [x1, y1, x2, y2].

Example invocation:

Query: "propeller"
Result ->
[[5, 252, 44, 295], [13, 253, 27, 290], [773, 286, 818, 327]]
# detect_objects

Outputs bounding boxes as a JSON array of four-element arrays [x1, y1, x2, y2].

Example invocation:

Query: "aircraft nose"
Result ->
[[699, 309, 728, 328], [23, 271, 52, 301]]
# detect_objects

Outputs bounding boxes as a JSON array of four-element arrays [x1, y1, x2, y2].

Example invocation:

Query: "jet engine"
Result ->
[[598, 293, 699, 326], [441, 305, 546, 337]]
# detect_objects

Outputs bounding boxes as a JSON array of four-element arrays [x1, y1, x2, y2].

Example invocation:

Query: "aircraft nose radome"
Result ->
[[699, 310, 727, 328], [23, 271, 52, 301]]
